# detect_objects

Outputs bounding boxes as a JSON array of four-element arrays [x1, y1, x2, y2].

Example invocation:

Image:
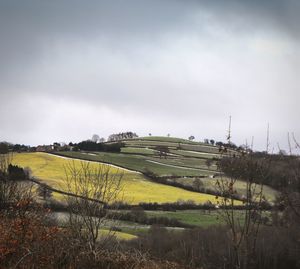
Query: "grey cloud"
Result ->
[[0, 0, 299, 150], [1, 0, 299, 81]]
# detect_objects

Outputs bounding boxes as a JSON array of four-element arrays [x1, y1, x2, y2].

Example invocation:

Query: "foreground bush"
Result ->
[[0, 199, 68, 268], [127, 224, 300, 269]]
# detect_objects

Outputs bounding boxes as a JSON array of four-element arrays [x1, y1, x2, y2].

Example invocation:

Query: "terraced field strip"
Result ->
[[170, 149, 221, 159], [146, 156, 217, 172], [124, 140, 179, 148], [55, 152, 141, 173], [57, 151, 207, 177], [133, 136, 190, 143], [180, 144, 221, 154], [121, 147, 157, 155], [132, 136, 210, 145], [146, 160, 212, 174], [12, 152, 222, 205], [125, 138, 225, 156]]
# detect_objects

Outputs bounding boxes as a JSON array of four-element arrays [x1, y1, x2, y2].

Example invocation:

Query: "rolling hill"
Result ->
[[12, 152, 221, 205]]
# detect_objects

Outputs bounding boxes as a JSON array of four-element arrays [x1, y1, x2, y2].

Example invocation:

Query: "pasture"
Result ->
[[57, 151, 211, 177], [173, 176, 278, 202]]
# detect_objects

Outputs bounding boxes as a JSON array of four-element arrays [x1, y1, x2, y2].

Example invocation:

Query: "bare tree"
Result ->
[[292, 132, 300, 149], [205, 159, 213, 170], [98, 137, 105, 143], [216, 152, 269, 269], [155, 145, 169, 159], [280, 135, 300, 222], [213, 122, 271, 269], [192, 178, 204, 192], [92, 134, 100, 143], [63, 161, 124, 255], [37, 183, 53, 201]]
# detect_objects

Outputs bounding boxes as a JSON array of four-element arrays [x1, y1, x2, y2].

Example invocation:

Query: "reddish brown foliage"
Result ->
[[0, 199, 65, 269]]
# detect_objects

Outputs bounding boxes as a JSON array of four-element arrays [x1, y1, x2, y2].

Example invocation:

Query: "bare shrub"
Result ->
[[63, 161, 124, 255]]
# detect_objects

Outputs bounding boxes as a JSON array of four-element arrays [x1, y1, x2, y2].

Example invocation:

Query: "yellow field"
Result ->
[[12, 152, 222, 205], [100, 229, 137, 241]]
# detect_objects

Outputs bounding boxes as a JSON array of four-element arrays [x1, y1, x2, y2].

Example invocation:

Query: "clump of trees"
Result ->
[[0, 142, 30, 153], [204, 139, 215, 145], [108, 132, 138, 142], [0, 143, 9, 154], [75, 140, 124, 152], [7, 164, 29, 181], [220, 152, 300, 192], [155, 145, 169, 159], [189, 135, 195, 141]]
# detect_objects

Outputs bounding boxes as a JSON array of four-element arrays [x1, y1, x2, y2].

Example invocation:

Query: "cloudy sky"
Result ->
[[0, 0, 299, 152]]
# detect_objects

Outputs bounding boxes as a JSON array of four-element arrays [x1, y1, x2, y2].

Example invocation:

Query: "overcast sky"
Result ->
[[0, 0, 299, 152]]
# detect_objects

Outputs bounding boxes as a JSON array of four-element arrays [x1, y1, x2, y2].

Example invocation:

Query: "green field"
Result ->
[[169, 149, 220, 159], [124, 140, 179, 149], [12, 152, 221, 205], [145, 210, 225, 227], [120, 147, 156, 155], [56, 136, 225, 178], [54, 136, 277, 203], [133, 136, 193, 143], [57, 151, 211, 177], [144, 209, 272, 227], [145, 156, 217, 171], [56, 135, 222, 177], [11, 135, 275, 234], [173, 176, 278, 202], [131, 136, 208, 145]]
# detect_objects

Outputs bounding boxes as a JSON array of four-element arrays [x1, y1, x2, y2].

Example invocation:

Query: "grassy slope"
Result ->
[[58, 151, 209, 177], [56, 136, 278, 202], [121, 137, 277, 202], [56, 136, 221, 177], [120, 147, 156, 155], [169, 149, 220, 159], [145, 210, 272, 227], [145, 210, 224, 227], [126, 138, 220, 153], [174, 177, 278, 202], [134, 136, 207, 145], [12, 152, 220, 205], [135, 136, 191, 143], [145, 156, 217, 171]]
